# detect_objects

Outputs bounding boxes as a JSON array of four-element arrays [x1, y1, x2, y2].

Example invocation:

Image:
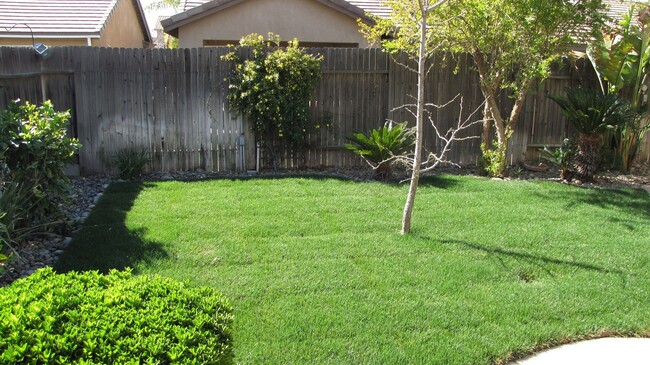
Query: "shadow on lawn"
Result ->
[[431, 239, 627, 283], [55, 182, 168, 274], [169, 172, 461, 189], [538, 186, 650, 222]]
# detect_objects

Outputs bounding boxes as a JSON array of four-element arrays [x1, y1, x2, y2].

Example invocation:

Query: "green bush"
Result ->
[[223, 33, 323, 168], [0, 268, 234, 364], [345, 121, 414, 179], [0, 99, 81, 224], [114, 147, 151, 180]]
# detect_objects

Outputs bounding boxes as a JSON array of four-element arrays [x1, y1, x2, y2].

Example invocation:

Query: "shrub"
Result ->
[[114, 147, 151, 180], [345, 122, 414, 179], [481, 141, 508, 178], [0, 99, 81, 224], [0, 268, 234, 364], [223, 33, 323, 169]]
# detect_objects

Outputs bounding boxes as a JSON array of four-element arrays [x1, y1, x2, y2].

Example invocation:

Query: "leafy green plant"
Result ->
[[541, 138, 575, 181], [222, 33, 323, 170], [345, 122, 414, 179], [114, 147, 151, 180], [588, 4, 650, 172], [0, 268, 234, 364], [0, 100, 81, 224], [549, 87, 632, 180], [481, 141, 508, 178]]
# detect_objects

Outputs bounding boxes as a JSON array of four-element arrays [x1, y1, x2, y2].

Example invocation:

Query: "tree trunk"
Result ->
[[473, 52, 532, 177], [481, 102, 492, 150], [401, 1, 428, 235], [375, 161, 392, 180], [574, 133, 603, 181]]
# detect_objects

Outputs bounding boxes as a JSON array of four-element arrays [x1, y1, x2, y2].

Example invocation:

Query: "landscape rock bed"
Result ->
[[1, 163, 648, 287], [0, 176, 110, 286]]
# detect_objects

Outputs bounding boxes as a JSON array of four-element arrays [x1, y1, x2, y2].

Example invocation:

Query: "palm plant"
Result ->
[[587, 5, 650, 172], [549, 87, 633, 181], [345, 122, 415, 179]]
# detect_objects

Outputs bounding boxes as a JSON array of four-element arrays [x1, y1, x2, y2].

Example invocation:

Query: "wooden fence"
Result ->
[[2, 46, 642, 175]]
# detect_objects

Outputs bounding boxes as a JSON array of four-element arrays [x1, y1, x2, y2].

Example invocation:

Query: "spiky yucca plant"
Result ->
[[549, 87, 632, 181], [345, 122, 415, 179]]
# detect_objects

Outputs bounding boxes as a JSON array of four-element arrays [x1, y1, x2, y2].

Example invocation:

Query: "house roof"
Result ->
[[0, 0, 151, 41], [163, 0, 641, 40], [162, 0, 381, 37], [166, 0, 640, 32], [347, 0, 391, 18], [179, 0, 390, 17], [606, 0, 634, 19]]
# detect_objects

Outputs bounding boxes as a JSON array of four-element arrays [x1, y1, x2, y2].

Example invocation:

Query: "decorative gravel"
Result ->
[[0, 176, 110, 286], [1, 162, 648, 286]]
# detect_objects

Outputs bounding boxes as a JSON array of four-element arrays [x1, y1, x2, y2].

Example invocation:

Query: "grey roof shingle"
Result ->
[[347, 0, 390, 18], [0, 0, 117, 36], [0, 0, 151, 40], [606, 0, 642, 20]]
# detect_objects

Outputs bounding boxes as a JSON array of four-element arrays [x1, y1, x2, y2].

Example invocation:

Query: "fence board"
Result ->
[[0, 46, 617, 175]]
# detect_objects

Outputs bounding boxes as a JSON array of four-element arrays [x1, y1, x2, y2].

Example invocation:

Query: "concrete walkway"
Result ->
[[509, 338, 650, 364]]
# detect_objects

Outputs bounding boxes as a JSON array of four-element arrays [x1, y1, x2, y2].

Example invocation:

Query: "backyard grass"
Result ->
[[55, 175, 650, 364]]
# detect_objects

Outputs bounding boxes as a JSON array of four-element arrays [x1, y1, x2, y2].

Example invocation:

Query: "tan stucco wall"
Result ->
[[177, 0, 370, 48], [0, 38, 88, 47], [94, 0, 148, 48]]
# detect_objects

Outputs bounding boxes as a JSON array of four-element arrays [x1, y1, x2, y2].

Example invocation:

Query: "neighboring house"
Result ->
[[606, 0, 639, 19], [0, 0, 152, 48], [162, 0, 639, 49], [161, 0, 387, 48]]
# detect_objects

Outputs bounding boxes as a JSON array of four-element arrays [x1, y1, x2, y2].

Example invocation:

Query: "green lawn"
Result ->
[[56, 175, 650, 365]]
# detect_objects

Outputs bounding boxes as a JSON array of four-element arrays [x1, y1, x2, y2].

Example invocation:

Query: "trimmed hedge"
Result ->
[[0, 268, 233, 364]]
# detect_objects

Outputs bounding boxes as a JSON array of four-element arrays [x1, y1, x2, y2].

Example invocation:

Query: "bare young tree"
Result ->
[[360, 0, 483, 234]]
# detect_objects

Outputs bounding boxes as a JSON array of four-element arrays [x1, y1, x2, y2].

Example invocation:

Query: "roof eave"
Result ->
[[162, 0, 245, 37], [131, 0, 153, 43], [316, 0, 377, 25], [98, 0, 153, 43], [161, 0, 376, 37], [0, 32, 102, 39]]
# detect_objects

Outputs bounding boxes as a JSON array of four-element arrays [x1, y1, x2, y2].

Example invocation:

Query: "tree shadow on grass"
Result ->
[[417, 174, 462, 189], [538, 186, 650, 223], [418, 236, 627, 284], [169, 171, 463, 190], [54, 182, 168, 274]]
